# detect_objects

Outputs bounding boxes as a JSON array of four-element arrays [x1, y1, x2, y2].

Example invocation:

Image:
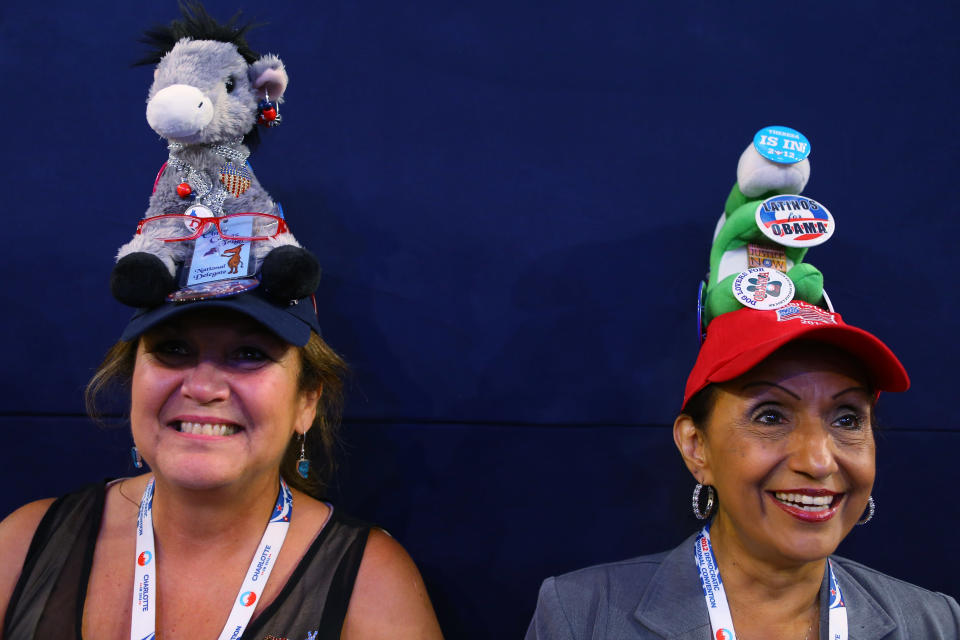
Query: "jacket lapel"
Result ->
[[633, 533, 711, 639], [830, 559, 896, 639], [630, 536, 897, 640]]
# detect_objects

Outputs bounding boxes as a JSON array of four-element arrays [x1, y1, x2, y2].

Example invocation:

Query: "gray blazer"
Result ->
[[526, 534, 959, 639]]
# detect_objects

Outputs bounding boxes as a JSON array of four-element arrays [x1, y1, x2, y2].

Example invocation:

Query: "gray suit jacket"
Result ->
[[526, 534, 959, 639]]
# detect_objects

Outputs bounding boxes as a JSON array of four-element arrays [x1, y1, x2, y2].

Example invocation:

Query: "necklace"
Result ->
[[801, 599, 818, 640], [166, 138, 250, 217], [130, 477, 293, 640], [117, 479, 139, 508], [694, 525, 847, 640]]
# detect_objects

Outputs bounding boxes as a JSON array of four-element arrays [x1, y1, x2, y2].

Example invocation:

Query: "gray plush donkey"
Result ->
[[111, 4, 320, 307]]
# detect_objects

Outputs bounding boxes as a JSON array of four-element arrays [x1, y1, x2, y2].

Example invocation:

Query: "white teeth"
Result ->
[[177, 421, 237, 436], [774, 491, 835, 510]]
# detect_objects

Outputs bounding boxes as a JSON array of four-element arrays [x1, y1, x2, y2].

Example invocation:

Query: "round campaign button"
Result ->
[[732, 267, 795, 311], [753, 126, 811, 164], [182, 203, 215, 232], [166, 277, 260, 302], [697, 279, 706, 345], [755, 195, 834, 248]]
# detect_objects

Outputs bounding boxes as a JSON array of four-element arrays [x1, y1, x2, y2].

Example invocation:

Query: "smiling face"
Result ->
[[130, 309, 318, 491], [674, 342, 876, 568]]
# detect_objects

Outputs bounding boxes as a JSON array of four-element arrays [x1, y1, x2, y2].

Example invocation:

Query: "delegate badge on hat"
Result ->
[[183, 220, 255, 287], [732, 267, 795, 310], [755, 195, 835, 248], [753, 126, 811, 164], [164, 216, 257, 302]]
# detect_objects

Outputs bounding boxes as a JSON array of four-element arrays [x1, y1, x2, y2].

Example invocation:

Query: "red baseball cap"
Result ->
[[683, 301, 909, 408]]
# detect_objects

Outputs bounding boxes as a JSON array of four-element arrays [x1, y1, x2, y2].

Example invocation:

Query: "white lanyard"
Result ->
[[131, 478, 293, 640], [694, 525, 848, 640]]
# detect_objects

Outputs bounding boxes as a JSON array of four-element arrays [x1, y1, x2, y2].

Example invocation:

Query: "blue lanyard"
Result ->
[[694, 526, 848, 640], [131, 478, 293, 640]]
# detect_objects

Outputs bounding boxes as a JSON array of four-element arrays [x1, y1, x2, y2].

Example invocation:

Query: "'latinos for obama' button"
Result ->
[[755, 195, 834, 248], [732, 267, 795, 311], [753, 126, 811, 164]]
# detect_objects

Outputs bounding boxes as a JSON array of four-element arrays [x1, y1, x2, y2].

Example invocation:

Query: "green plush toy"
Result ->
[[703, 130, 831, 325]]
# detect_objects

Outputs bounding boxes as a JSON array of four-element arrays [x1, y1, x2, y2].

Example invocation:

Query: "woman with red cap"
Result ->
[[526, 300, 959, 639]]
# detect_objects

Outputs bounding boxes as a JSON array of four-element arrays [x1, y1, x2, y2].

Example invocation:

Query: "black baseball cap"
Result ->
[[120, 286, 321, 346]]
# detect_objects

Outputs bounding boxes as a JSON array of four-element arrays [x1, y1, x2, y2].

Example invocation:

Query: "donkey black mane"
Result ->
[[136, 2, 261, 66]]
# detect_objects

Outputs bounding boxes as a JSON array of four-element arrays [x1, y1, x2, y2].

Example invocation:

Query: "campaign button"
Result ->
[[182, 204, 215, 232], [755, 195, 834, 248], [732, 267, 795, 310], [753, 126, 811, 164]]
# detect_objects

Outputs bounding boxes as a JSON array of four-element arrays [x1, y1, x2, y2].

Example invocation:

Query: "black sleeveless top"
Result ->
[[4, 483, 370, 640]]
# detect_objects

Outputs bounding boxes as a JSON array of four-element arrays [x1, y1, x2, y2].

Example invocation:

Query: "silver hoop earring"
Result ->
[[692, 483, 715, 520], [296, 432, 311, 479], [131, 446, 143, 469], [856, 495, 875, 525]]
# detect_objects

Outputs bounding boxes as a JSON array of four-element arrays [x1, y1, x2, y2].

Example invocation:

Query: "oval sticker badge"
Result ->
[[753, 126, 811, 164], [755, 195, 835, 248]]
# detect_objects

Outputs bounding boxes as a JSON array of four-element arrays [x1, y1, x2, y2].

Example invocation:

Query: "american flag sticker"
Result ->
[[220, 162, 253, 197], [776, 301, 838, 325]]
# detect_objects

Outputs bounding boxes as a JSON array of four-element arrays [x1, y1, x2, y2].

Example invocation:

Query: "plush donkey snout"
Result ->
[[146, 84, 215, 140]]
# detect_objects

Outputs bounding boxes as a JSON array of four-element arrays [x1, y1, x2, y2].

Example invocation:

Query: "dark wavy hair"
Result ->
[[86, 332, 348, 499], [136, 2, 260, 66]]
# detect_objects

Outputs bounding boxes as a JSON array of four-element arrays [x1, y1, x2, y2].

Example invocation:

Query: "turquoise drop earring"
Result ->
[[296, 433, 311, 479]]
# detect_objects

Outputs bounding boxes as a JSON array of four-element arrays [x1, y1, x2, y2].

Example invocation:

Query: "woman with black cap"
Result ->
[[525, 305, 960, 639], [0, 289, 444, 636]]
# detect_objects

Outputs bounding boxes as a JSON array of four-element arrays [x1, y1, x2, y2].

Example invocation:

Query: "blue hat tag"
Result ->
[[167, 277, 260, 302]]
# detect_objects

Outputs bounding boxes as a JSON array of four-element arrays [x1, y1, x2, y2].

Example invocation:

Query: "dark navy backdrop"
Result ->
[[1, 1, 957, 636]]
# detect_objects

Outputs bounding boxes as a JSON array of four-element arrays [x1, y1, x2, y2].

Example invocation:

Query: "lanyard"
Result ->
[[694, 525, 848, 640], [131, 478, 293, 640]]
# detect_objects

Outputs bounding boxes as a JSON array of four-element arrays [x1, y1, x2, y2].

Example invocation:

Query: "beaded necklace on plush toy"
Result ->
[[167, 137, 253, 217]]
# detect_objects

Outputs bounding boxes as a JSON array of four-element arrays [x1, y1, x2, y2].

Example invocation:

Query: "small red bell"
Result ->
[[176, 182, 192, 198]]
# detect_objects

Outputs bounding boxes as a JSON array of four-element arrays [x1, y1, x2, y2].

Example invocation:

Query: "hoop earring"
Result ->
[[296, 432, 311, 479], [131, 446, 143, 469], [856, 495, 875, 525], [692, 483, 715, 520]]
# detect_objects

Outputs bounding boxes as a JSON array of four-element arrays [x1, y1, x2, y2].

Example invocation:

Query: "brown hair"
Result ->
[[85, 332, 348, 499], [680, 383, 716, 430]]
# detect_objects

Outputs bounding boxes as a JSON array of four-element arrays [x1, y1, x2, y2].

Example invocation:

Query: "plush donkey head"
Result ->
[[139, 3, 287, 146]]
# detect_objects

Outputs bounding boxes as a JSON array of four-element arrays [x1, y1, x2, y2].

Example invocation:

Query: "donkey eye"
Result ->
[[225, 77, 235, 93]]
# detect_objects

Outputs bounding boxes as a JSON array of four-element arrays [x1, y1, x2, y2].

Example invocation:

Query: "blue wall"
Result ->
[[1, 1, 957, 636]]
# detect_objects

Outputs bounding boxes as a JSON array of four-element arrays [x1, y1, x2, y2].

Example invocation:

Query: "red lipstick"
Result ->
[[768, 489, 843, 523]]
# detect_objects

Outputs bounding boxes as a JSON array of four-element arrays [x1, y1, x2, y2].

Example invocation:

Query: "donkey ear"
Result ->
[[249, 54, 288, 102]]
